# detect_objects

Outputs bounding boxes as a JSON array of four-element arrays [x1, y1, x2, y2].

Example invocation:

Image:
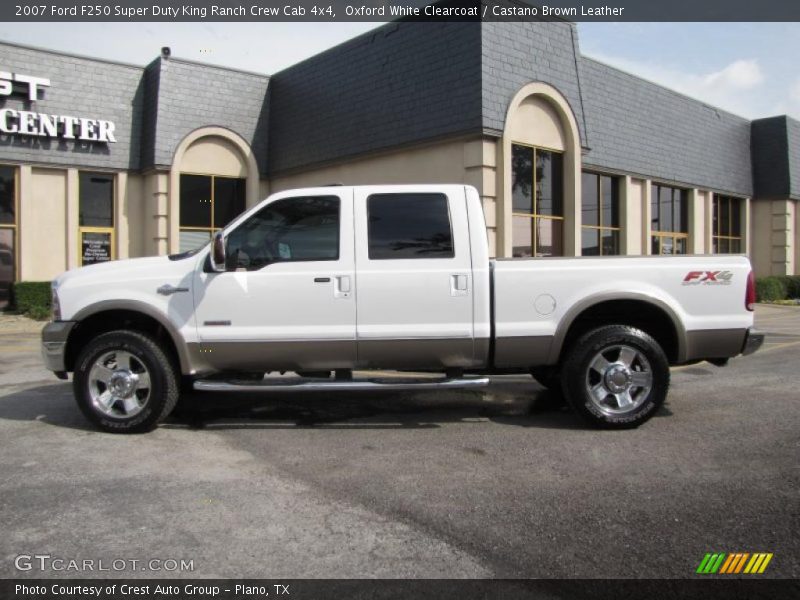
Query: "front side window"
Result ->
[[581, 172, 620, 256], [712, 195, 743, 254], [367, 193, 454, 259], [0, 165, 17, 309], [511, 144, 564, 257], [79, 172, 115, 266], [225, 195, 340, 271], [179, 174, 245, 252], [651, 184, 688, 255]]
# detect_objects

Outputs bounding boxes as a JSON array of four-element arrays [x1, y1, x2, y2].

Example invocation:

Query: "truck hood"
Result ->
[[56, 256, 177, 287], [54, 253, 202, 322]]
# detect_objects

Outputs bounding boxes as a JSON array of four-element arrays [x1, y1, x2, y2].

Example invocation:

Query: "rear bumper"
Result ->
[[41, 321, 75, 375], [741, 328, 765, 356]]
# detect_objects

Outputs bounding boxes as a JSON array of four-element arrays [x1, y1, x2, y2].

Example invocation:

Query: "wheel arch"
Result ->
[[550, 293, 686, 365], [66, 301, 191, 374]]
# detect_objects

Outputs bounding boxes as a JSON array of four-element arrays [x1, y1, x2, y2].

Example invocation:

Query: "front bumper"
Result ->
[[741, 328, 765, 356], [41, 321, 76, 376]]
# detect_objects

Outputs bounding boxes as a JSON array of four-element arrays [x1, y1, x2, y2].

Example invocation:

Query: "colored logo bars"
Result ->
[[696, 552, 773, 574]]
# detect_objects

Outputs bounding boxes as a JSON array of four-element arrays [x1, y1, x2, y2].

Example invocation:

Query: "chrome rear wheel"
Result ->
[[562, 325, 669, 429], [585, 344, 653, 417]]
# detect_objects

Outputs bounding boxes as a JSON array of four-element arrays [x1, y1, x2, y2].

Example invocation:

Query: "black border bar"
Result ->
[[3, 0, 800, 22]]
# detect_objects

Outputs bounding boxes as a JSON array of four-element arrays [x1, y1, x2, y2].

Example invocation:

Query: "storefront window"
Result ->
[[0, 166, 17, 310], [581, 172, 620, 256], [79, 172, 115, 266], [651, 184, 688, 255], [511, 143, 564, 257], [179, 174, 245, 252], [713, 195, 743, 254]]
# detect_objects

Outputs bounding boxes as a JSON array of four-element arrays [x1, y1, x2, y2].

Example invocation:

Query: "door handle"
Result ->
[[314, 277, 331, 283], [450, 274, 468, 297], [334, 275, 351, 298], [337, 275, 351, 293]]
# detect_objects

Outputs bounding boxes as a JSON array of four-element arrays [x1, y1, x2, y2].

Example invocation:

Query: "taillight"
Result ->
[[745, 270, 755, 311]]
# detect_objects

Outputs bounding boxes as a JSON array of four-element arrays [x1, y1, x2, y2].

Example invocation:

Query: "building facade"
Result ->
[[1, 21, 799, 308]]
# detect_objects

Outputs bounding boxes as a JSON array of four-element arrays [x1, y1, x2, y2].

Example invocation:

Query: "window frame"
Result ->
[[366, 192, 455, 261], [712, 194, 744, 254], [650, 183, 689, 256], [78, 171, 116, 267], [581, 171, 621, 256], [0, 164, 19, 294], [179, 172, 246, 252], [511, 142, 565, 258], [224, 194, 342, 271]]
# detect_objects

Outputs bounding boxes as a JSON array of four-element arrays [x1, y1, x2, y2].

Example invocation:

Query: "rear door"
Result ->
[[353, 186, 475, 368]]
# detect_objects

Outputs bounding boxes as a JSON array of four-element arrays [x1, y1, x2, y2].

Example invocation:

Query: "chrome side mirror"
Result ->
[[210, 232, 226, 272]]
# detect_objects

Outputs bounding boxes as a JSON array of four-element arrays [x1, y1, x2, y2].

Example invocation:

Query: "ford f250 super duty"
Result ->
[[42, 185, 764, 432]]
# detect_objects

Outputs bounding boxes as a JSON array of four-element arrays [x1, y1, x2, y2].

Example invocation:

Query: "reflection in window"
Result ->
[[225, 196, 340, 271], [0, 166, 16, 309], [179, 174, 246, 253], [367, 193, 454, 260], [0, 166, 15, 226], [511, 144, 564, 257], [79, 173, 114, 228], [581, 171, 620, 256], [712, 195, 743, 254], [651, 184, 689, 255]]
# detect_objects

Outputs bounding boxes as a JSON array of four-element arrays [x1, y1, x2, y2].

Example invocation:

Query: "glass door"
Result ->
[[79, 172, 115, 266]]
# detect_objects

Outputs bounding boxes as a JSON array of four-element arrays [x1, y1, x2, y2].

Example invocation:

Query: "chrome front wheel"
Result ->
[[74, 330, 179, 433], [88, 350, 152, 419]]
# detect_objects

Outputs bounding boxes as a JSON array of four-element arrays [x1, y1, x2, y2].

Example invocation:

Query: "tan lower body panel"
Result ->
[[187, 337, 488, 373], [684, 328, 747, 361], [493, 336, 553, 368]]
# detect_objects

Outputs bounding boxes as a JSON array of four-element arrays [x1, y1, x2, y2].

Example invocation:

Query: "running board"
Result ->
[[193, 376, 490, 393]]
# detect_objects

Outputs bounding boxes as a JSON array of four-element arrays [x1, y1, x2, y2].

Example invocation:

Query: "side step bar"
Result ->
[[194, 376, 490, 393]]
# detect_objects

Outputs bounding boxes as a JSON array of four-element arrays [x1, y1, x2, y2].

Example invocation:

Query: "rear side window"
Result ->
[[367, 193, 454, 260]]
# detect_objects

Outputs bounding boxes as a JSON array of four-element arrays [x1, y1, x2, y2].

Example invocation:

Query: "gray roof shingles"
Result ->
[[580, 57, 753, 196]]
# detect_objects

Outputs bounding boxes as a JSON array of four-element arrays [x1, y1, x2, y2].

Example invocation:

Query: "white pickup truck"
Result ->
[[42, 185, 763, 433]]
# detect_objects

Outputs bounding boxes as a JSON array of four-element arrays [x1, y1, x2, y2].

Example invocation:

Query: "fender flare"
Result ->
[[548, 291, 687, 364], [71, 300, 192, 374]]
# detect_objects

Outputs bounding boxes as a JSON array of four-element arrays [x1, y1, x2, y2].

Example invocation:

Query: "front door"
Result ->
[[192, 190, 356, 371], [353, 186, 475, 369]]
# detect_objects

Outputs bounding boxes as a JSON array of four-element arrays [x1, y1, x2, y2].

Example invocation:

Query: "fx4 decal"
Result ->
[[682, 270, 734, 285]]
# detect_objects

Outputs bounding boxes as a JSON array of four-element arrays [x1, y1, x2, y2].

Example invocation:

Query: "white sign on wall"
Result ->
[[0, 71, 117, 143]]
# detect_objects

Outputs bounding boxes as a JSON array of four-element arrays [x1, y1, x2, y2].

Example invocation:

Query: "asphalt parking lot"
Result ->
[[0, 306, 798, 579]]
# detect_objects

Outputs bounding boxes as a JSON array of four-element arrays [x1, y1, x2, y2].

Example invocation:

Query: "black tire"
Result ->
[[73, 330, 179, 433], [561, 325, 669, 429], [530, 366, 561, 391]]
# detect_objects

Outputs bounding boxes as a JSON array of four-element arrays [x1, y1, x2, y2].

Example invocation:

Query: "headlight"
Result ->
[[51, 280, 61, 321]]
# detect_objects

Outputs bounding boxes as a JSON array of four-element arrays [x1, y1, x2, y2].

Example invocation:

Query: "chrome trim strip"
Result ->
[[194, 376, 490, 393]]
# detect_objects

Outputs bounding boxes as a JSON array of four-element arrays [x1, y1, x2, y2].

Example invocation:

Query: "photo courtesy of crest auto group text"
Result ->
[[0, 0, 798, 598]]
